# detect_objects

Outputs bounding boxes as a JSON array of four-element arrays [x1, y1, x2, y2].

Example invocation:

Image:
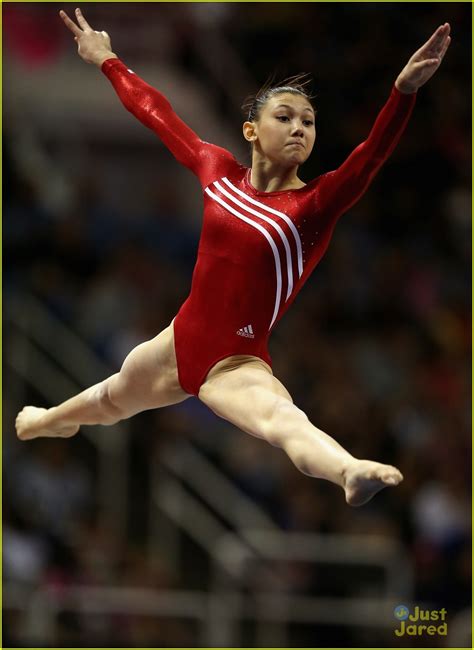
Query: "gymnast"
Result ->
[[16, 8, 451, 506]]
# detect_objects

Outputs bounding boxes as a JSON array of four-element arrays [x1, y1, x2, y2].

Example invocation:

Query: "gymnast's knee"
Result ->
[[262, 399, 309, 448], [93, 376, 125, 425]]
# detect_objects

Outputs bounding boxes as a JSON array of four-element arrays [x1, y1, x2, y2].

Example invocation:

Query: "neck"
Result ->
[[249, 158, 305, 192]]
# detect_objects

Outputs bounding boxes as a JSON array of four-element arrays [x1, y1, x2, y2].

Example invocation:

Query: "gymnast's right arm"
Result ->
[[100, 58, 206, 174], [59, 7, 235, 182]]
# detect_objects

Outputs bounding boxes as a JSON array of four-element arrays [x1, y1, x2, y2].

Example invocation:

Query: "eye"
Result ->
[[276, 115, 290, 122], [303, 119, 314, 127]]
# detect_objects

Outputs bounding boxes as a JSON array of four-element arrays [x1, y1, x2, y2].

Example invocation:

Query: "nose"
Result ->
[[291, 122, 304, 138]]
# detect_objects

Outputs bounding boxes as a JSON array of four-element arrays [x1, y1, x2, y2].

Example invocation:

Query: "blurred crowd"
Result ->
[[3, 2, 471, 647]]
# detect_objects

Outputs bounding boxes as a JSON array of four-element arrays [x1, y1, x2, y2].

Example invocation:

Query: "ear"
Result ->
[[243, 121, 257, 143]]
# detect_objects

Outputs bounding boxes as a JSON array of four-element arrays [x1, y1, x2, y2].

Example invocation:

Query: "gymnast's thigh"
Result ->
[[197, 356, 294, 438], [109, 320, 191, 412]]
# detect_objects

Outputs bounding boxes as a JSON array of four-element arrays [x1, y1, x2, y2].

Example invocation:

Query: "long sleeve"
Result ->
[[317, 85, 417, 218], [101, 58, 237, 187]]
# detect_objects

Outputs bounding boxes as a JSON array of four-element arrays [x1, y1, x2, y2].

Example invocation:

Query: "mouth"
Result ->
[[286, 141, 305, 148]]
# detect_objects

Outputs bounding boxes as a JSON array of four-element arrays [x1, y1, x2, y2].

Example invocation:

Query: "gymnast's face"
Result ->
[[243, 93, 316, 167]]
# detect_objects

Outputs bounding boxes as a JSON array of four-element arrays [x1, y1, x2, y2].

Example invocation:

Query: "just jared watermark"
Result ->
[[393, 604, 447, 637]]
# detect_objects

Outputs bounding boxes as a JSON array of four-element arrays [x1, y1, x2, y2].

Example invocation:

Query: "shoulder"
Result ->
[[200, 141, 240, 166], [299, 174, 328, 193], [195, 141, 244, 188]]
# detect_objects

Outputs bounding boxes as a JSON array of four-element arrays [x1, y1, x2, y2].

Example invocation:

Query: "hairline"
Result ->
[[271, 101, 315, 114], [254, 90, 315, 121]]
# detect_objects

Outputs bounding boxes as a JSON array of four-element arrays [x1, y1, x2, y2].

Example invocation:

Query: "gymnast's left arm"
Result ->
[[317, 23, 451, 216]]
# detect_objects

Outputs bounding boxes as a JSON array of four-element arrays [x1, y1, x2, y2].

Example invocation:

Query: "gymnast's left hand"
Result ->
[[395, 23, 451, 93]]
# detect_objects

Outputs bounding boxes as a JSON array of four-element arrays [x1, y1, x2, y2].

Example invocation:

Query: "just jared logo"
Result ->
[[393, 605, 447, 637]]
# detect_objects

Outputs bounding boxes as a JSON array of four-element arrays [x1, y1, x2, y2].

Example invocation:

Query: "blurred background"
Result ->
[[3, 2, 471, 647]]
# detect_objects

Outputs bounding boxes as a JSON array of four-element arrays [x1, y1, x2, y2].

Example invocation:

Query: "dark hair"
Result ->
[[241, 72, 317, 122]]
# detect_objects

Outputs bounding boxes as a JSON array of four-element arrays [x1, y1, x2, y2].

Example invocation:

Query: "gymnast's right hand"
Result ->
[[60, 7, 118, 67]]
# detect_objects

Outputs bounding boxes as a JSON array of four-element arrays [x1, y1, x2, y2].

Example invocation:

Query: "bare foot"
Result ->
[[15, 406, 79, 441], [342, 459, 403, 506]]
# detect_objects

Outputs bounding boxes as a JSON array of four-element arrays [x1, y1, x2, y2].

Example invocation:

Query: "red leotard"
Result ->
[[102, 58, 416, 396]]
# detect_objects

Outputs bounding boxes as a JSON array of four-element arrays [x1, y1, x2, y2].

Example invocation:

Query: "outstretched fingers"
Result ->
[[74, 7, 93, 31], [59, 9, 83, 36], [431, 28, 451, 59], [439, 35, 451, 59], [59, 7, 94, 36], [424, 32, 451, 66], [420, 23, 451, 58], [425, 23, 450, 50]]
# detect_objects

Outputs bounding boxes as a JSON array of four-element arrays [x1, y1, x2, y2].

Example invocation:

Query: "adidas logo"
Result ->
[[237, 324, 255, 338]]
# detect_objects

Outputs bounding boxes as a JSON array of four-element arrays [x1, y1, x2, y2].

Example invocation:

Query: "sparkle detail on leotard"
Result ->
[[212, 179, 301, 300], [205, 185, 283, 329], [222, 177, 304, 279]]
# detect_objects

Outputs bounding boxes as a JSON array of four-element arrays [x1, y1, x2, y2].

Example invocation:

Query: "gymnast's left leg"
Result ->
[[15, 320, 190, 441], [198, 358, 403, 506]]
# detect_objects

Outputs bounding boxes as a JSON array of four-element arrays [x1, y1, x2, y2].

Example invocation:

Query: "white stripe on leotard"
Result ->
[[222, 176, 304, 278], [204, 186, 282, 330], [213, 180, 294, 300]]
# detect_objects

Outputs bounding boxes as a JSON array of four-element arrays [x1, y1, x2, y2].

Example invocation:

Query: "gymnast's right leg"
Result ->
[[198, 358, 403, 506], [15, 321, 190, 441]]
